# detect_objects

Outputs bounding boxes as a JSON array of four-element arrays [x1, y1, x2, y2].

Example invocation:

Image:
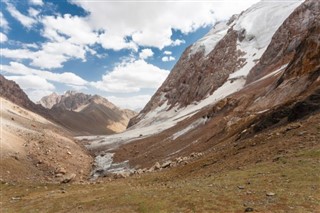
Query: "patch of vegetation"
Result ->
[[2, 147, 319, 212]]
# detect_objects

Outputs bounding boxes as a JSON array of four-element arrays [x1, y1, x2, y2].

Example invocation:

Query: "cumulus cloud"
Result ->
[[41, 14, 98, 45], [29, 0, 44, 6], [0, 62, 87, 86], [27, 90, 54, 102], [5, 75, 55, 102], [92, 59, 169, 93], [1, 0, 260, 71], [70, 1, 218, 49], [139, 48, 154, 59], [5, 2, 36, 28], [7, 14, 100, 68], [98, 33, 138, 51], [6, 75, 55, 90], [0, 32, 8, 43], [69, 1, 260, 50], [0, 12, 9, 32], [1, 39, 88, 69], [172, 39, 185, 46], [163, 51, 172, 55], [162, 56, 175, 62], [28, 8, 40, 17], [106, 95, 152, 111]]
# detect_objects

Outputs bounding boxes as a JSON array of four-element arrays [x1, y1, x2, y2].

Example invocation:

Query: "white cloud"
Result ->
[[69, 1, 260, 50], [106, 95, 152, 111], [92, 59, 169, 93], [5, 75, 56, 102], [33, 41, 87, 68], [29, 0, 44, 6], [0, 62, 87, 86], [98, 33, 138, 51], [1, 40, 88, 69], [1, 48, 32, 60], [172, 39, 185, 46], [139, 48, 154, 59], [28, 8, 40, 17], [6, 2, 36, 28], [70, 2, 217, 49], [0, 12, 9, 32], [27, 90, 54, 102], [163, 51, 172, 55], [6, 75, 55, 90], [41, 14, 98, 45], [162, 56, 175, 62], [0, 32, 8, 43], [213, 0, 260, 20], [23, 43, 39, 49]]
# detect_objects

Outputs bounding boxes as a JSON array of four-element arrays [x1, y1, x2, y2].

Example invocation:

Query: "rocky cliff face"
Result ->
[[129, 0, 306, 127], [38, 92, 61, 109]]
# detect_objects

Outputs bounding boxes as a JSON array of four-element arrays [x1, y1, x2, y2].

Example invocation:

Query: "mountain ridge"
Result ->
[[85, 0, 320, 175], [0, 75, 137, 135], [128, 0, 305, 127]]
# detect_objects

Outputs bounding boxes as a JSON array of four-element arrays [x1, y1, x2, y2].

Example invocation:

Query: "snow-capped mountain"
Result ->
[[129, 0, 304, 127], [84, 0, 319, 175]]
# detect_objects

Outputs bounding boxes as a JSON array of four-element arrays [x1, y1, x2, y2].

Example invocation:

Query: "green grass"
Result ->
[[1, 148, 320, 213]]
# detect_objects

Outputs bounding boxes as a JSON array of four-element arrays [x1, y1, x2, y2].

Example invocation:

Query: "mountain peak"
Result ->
[[129, 0, 305, 127], [64, 90, 82, 96]]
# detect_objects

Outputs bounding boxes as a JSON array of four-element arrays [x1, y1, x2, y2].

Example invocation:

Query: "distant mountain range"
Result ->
[[39, 91, 137, 135], [0, 75, 136, 136]]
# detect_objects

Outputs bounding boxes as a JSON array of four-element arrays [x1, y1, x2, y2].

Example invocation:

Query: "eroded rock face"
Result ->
[[129, 0, 307, 127], [246, 0, 320, 83], [115, 0, 320, 169], [38, 92, 61, 109]]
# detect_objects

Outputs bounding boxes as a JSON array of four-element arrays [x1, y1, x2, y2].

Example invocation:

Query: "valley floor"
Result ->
[[1, 146, 319, 213], [1, 113, 320, 213]]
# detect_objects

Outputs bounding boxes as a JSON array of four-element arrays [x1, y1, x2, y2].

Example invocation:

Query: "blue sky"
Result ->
[[0, 0, 258, 110]]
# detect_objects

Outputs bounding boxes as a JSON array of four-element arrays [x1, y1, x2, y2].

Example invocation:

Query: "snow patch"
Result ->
[[257, 63, 288, 82], [172, 117, 207, 140], [233, 1, 303, 49], [190, 21, 229, 56], [80, 77, 246, 153]]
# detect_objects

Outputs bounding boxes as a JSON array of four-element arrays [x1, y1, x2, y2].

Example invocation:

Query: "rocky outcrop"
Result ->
[[38, 92, 61, 109], [129, 0, 305, 127], [246, 0, 320, 83]]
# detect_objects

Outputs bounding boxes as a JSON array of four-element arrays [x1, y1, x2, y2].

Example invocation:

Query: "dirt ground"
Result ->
[[0, 97, 93, 183], [1, 109, 319, 212]]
